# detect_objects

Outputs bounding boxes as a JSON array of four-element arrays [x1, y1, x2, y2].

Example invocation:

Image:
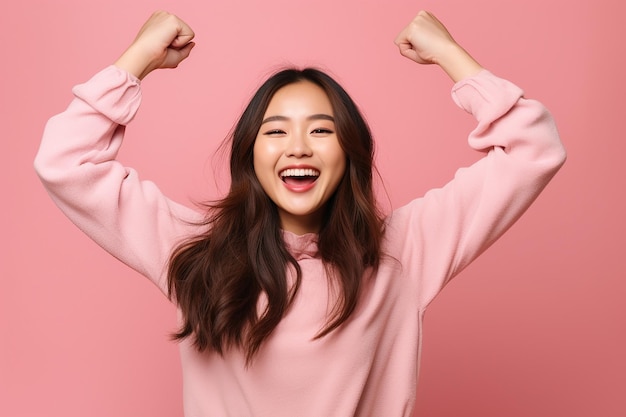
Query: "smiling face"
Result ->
[[253, 81, 347, 235]]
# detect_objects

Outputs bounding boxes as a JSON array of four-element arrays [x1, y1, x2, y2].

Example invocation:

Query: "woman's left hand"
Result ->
[[394, 11, 483, 82]]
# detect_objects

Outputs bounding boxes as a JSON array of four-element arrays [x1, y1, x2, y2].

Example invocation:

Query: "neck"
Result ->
[[279, 212, 322, 236]]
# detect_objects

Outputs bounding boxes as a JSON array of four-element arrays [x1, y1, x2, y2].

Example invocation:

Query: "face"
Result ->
[[253, 81, 347, 235]]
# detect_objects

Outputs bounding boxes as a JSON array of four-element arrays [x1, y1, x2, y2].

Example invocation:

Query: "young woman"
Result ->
[[34, 10, 566, 417]]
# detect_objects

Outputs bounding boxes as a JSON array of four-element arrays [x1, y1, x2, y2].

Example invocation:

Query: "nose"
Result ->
[[285, 129, 312, 158]]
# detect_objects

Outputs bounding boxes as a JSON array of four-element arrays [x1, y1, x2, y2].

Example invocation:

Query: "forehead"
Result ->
[[264, 81, 334, 117]]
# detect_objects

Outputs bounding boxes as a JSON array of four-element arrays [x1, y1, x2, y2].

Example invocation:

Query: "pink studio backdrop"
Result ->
[[1, 0, 624, 416]]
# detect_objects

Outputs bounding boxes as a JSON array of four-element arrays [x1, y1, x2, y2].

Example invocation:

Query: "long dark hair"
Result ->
[[167, 67, 385, 364]]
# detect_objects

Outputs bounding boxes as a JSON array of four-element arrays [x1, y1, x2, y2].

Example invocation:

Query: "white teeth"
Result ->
[[279, 168, 320, 178]]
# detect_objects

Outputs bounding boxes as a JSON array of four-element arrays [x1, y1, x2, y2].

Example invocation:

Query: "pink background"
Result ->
[[2, 0, 624, 416]]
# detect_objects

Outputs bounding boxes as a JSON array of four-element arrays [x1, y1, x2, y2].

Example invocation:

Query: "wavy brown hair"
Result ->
[[167, 68, 385, 364]]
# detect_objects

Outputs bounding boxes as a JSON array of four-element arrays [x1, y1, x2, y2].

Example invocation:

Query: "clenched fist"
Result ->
[[115, 11, 195, 80], [395, 11, 482, 82]]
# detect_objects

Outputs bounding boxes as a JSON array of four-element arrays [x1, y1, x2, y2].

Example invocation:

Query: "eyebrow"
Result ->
[[261, 114, 335, 124]]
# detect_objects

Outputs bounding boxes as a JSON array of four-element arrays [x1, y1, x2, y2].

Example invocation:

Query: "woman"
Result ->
[[34, 10, 566, 417]]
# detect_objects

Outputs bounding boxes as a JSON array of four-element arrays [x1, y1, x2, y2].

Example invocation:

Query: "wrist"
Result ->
[[114, 45, 157, 80], [435, 43, 483, 83]]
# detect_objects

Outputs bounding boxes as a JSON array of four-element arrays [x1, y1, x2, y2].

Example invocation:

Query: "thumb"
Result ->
[[162, 41, 196, 68], [395, 29, 421, 64], [170, 33, 195, 49], [397, 42, 416, 60], [396, 40, 429, 64]]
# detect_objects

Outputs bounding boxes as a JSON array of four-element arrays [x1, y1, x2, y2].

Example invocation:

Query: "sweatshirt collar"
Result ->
[[282, 230, 319, 260]]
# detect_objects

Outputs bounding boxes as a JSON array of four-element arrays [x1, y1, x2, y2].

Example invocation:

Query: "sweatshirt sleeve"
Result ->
[[385, 70, 567, 308], [34, 65, 204, 295]]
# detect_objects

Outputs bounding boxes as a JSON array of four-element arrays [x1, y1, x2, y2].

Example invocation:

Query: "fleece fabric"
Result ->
[[35, 66, 566, 417]]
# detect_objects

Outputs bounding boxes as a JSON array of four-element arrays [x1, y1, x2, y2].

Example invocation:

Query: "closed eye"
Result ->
[[264, 129, 286, 136], [311, 128, 334, 135]]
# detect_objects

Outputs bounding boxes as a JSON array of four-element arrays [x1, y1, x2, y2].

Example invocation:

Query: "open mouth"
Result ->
[[279, 168, 320, 186]]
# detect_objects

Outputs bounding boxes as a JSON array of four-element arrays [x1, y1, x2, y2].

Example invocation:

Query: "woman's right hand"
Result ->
[[114, 11, 195, 80]]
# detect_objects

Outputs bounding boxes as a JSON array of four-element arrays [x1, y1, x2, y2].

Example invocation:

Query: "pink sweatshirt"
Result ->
[[34, 66, 566, 417]]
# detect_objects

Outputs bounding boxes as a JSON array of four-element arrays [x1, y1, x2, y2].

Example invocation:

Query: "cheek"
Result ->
[[252, 140, 276, 187], [330, 143, 347, 176], [325, 149, 348, 194], [253, 138, 280, 165]]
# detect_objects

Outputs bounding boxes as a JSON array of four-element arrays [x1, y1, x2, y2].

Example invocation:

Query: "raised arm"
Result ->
[[34, 12, 202, 294], [387, 11, 567, 306]]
